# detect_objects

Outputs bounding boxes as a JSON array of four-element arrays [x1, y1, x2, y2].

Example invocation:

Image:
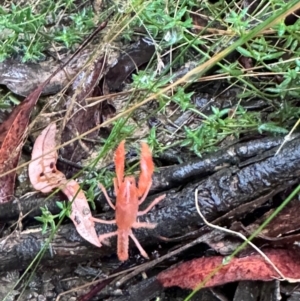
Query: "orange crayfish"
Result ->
[[93, 140, 165, 261]]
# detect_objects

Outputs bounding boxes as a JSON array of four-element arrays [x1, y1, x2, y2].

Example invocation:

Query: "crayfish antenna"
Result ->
[[138, 142, 154, 198], [114, 140, 126, 187]]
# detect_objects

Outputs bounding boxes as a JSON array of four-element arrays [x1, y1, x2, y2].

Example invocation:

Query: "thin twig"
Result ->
[[275, 119, 300, 155]]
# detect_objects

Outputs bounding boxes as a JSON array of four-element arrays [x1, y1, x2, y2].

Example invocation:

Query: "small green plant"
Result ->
[[85, 169, 116, 210], [0, 1, 98, 62], [225, 9, 251, 34], [125, 0, 194, 42], [35, 202, 70, 234], [147, 127, 158, 150], [181, 106, 258, 156], [172, 87, 194, 111]]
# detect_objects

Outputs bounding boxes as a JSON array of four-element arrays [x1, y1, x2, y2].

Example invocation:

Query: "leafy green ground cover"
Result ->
[[1, 0, 300, 158]]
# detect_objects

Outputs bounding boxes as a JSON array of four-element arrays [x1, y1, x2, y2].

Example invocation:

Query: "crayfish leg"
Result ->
[[137, 194, 166, 215], [91, 216, 116, 224], [98, 183, 116, 210], [129, 232, 149, 260], [138, 142, 154, 198], [114, 140, 125, 187], [132, 221, 157, 229]]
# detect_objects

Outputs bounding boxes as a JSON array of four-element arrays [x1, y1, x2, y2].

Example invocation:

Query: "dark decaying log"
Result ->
[[1, 136, 300, 271], [0, 135, 292, 222], [152, 135, 291, 191]]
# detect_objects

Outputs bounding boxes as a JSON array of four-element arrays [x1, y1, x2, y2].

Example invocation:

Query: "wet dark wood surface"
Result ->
[[1, 136, 300, 271]]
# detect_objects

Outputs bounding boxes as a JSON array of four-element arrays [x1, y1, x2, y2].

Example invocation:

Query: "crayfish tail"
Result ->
[[117, 229, 129, 261]]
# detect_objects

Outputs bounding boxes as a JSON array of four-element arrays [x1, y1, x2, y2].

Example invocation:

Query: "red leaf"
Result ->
[[157, 249, 300, 289], [0, 85, 50, 202]]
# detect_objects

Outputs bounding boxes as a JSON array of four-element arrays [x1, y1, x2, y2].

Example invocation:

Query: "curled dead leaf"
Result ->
[[61, 180, 101, 247], [29, 124, 101, 247], [28, 123, 66, 192]]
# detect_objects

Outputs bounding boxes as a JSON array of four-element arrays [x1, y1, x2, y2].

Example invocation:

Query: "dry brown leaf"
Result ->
[[60, 55, 105, 175]]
